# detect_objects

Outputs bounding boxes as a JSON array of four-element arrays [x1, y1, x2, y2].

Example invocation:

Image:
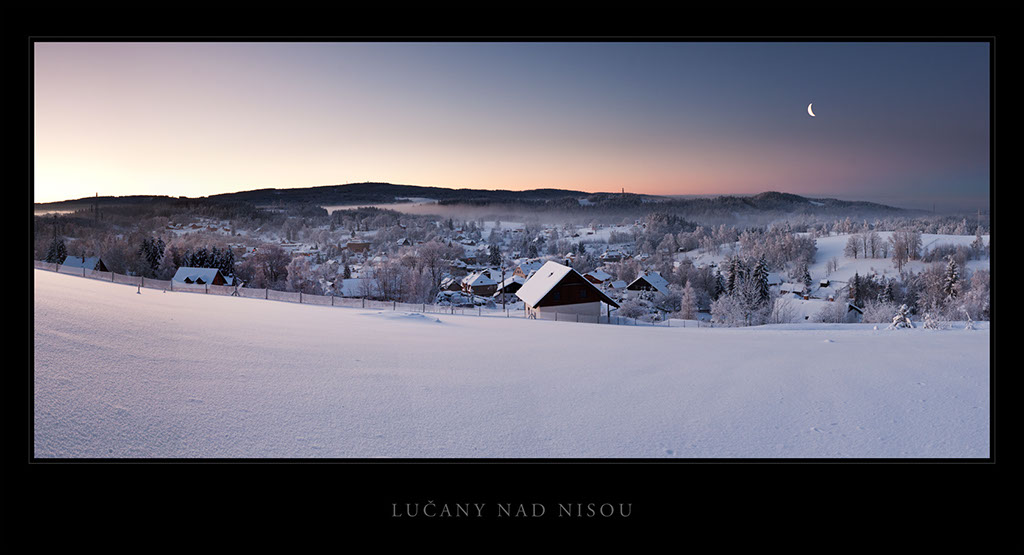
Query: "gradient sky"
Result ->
[[33, 41, 990, 211]]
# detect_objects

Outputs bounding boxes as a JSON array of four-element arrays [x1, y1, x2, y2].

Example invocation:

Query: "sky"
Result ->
[[33, 41, 990, 212]]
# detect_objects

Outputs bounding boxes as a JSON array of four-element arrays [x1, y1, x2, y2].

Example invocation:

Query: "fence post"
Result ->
[[394, 301, 396, 310], [205, 284, 208, 294], [362, 298, 365, 308], [112, 271, 115, 282], [332, 295, 335, 307], [83, 267, 86, 277], [555, 312, 557, 321], [266, 288, 269, 300], [141, 276, 144, 288], [300, 291, 303, 303]]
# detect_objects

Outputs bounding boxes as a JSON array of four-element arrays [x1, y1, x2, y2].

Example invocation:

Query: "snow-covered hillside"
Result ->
[[34, 269, 989, 458]]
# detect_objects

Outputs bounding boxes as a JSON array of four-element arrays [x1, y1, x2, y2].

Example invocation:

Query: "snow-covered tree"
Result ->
[[813, 300, 848, 324], [922, 312, 943, 329], [617, 299, 648, 319], [710, 294, 746, 327], [678, 282, 698, 320], [862, 300, 898, 324], [942, 255, 960, 300], [844, 234, 862, 259], [878, 279, 894, 304], [285, 256, 317, 294], [888, 304, 914, 329], [799, 260, 813, 289]]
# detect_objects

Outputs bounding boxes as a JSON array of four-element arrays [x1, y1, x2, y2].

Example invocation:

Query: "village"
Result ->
[[38, 202, 992, 328]]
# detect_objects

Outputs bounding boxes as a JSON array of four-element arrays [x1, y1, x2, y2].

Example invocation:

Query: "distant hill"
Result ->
[[205, 182, 597, 206], [34, 183, 921, 223]]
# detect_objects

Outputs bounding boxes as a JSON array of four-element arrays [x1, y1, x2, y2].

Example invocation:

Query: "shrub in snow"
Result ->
[[963, 308, 975, 330], [769, 297, 798, 324], [922, 312, 943, 330], [710, 294, 746, 327], [888, 304, 914, 329], [862, 301, 898, 324], [813, 301, 848, 324], [617, 299, 648, 319]]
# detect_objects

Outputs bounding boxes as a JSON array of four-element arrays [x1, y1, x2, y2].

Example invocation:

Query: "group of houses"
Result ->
[[58, 255, 236, 287]]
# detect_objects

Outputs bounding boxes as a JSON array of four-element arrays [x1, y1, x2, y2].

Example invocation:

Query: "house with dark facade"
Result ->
[[462, 271, 498, 296], [515, 261, 619, 319], [626, 271, 670, 295]]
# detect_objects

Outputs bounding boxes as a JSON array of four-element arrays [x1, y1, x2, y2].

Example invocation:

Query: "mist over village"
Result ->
[[32, 41, 991, 460]]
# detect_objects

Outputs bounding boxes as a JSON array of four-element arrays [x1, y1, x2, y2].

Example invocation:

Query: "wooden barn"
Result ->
[[515, 261, 619, 319]]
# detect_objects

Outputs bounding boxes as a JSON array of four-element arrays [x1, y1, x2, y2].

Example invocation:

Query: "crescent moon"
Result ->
[[807, 103, 816, 117]]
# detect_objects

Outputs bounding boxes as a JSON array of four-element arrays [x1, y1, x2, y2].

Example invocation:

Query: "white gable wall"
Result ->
[[528, 301, 602, 319]]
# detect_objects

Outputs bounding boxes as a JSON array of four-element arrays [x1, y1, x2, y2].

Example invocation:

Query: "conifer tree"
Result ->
[[45, 237, 68, 264], [942, 256, 960, 300], [879, 279, 894, 304], [753, 256, 770, 308], [888, 304, 914, 329]]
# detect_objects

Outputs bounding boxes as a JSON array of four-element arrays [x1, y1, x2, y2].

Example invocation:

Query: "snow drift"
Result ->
[[33, 269, 989, 458]]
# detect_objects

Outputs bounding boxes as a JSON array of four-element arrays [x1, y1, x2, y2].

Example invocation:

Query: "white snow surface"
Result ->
[[34, 269, 989, 458]]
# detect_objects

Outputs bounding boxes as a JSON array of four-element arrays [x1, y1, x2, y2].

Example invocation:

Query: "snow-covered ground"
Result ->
[[34, 269, 989, 458]]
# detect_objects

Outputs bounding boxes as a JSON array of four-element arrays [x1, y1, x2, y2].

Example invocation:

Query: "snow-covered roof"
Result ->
[[609, 280, 628, 289], [338, 278, 366, 297], [462, 272, 497, 287], [61, 256, 103, 270], [584, 269, 612, 282], [628, 271, 669, 293], [496, 275, 526, 290], [172, 267, 233, 286]]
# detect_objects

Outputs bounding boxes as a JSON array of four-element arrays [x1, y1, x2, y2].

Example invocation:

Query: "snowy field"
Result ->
[[34, 269, 989, 458]]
